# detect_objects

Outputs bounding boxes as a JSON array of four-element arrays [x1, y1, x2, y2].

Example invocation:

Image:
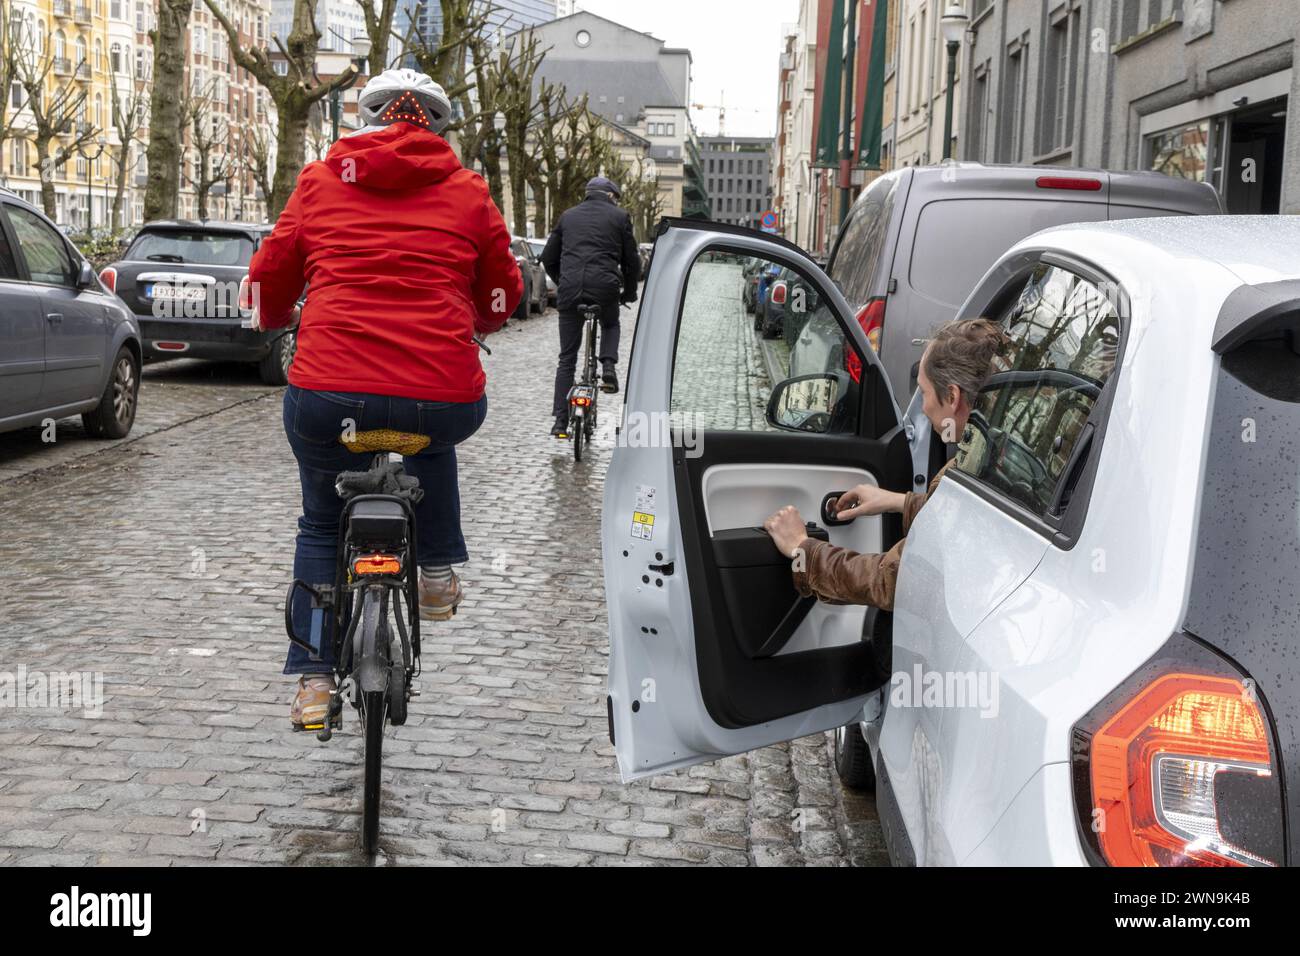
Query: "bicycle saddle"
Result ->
[[340, 429, 431, 456]]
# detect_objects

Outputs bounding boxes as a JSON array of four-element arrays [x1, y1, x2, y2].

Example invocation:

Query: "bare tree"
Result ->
[[143, 0, 191, 220], [0, 0, 30, 171], [242, 125, 275, 215], [611, 157, 665, 243], [108, 77, 148, 231], [179, 77, 235, 220], [204, 0, 360, 217], [355, 0, 400, 75], [494, 29, 547, 236], [14, 22, 99, 218]]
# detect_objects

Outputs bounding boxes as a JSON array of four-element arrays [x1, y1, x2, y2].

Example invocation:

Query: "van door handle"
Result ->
[[46, 312, 63, 324]]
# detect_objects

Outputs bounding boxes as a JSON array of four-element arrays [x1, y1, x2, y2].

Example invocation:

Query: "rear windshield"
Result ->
[[1185, 335, 1300, 646], [829, 174, 899, 309], [908, 198, 1107, 309], [127, 230, 254, 266]]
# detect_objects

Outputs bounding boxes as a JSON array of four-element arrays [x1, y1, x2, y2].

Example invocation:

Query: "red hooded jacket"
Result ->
[[248, 123, 523, 403]]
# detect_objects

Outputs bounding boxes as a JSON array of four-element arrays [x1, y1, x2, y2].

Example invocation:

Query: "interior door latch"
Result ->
[[648, 561, 675, 576]]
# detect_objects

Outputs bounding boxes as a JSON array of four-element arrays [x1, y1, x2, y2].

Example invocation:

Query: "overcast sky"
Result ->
[[572, 0, 801, 139]]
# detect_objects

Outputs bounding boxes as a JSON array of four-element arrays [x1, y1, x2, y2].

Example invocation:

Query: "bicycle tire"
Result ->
[[361, 688, 387, 854], [573, 415, 585, 462]]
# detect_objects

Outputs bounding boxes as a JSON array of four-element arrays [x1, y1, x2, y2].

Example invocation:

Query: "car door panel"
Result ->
[[882, 478, 1049, 864], [606, 222, 909, 782], [0, 280, 45, 421]]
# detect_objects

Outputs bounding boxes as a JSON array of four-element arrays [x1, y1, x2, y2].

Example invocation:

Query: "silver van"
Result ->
[[820, 164, 1223, 408]]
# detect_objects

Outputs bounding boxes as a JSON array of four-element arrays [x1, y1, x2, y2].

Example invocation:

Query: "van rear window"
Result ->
[[908, 198, 1107, 309], [126, 230, 254, 267]]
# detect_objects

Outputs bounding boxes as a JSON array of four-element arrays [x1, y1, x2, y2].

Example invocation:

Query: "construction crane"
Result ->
[[691, 91, 764, 137]]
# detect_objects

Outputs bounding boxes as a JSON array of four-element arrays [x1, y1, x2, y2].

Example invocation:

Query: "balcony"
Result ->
[[682, 197, 711, 220], [75, 3, 92, 23], [75, 61, 91, 81], [53, 0, 72, 18], [52, 57, 72, 76]]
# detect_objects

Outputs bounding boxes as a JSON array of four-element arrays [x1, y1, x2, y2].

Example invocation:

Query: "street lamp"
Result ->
[[940, 2, 969, 162], [79, 134, 107, 233], [330, 34, 372, 142]]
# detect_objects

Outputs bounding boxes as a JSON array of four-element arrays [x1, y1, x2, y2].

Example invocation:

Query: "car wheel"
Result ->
[[82, 346, 139, 440], [258, 331, 295, 386], [833, 721, 875, 790]]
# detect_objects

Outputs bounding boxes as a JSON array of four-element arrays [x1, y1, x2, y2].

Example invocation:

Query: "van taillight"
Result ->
[[770, 281, 788, 306], [1072, 640, 1283, 867], [1036, 176, 1103, 191], [238, 275, 253, 311], [99, 266, 116, 293], [856, 298, 886, 353]]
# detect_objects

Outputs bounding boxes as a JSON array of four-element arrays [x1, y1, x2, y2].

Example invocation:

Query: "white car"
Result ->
[[602, 215, 1299, 867]]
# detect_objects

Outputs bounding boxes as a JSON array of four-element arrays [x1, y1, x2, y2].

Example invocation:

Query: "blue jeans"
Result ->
[[282, 385, 487, 675]]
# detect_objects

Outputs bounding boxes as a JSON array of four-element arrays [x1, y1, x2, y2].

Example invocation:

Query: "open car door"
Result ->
[[604, 220, 913, 781]]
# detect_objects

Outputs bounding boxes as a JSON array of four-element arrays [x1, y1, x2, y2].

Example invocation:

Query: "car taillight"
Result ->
[[1035, 176, 1103, 191], [99, 266, 116, 293], [1072, 637, 1283, 867], [238, 275, 254, 311], [770, 281, 787, 306]]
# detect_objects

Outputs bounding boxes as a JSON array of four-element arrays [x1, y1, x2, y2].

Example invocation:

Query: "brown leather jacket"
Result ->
[[792, 461, 955, 612]]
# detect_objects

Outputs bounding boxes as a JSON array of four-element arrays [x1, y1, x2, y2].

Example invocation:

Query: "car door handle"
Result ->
[[46, 312, 63, 324], [821, 492, 856, 527]]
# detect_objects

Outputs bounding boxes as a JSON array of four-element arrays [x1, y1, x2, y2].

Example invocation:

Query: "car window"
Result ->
[[126, 230, 253, 266], [0, 210, 18, 279], [6, 205, 76, 286], [671, 249, 861, 435], [829, 174, 899, 310], [954, 262, 1121, 516], [909, 199, 1107, 309]]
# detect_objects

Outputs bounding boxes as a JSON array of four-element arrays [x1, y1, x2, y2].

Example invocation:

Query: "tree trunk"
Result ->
[[269, 98, 308, 219], [33, 136, 57, 218], [481, 145, 504, 213], [529, 173, 548, 239], [112, 148, 129, 232], [144, 0, 192, 221]]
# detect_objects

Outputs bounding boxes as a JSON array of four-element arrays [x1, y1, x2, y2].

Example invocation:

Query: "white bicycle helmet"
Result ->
[[357, 68, 453, 135]]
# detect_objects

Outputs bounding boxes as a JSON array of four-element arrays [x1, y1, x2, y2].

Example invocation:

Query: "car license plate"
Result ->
[[146, 283, 207, 301]]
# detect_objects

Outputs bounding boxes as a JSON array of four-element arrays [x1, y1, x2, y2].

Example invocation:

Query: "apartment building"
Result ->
[[702, 135, 774, 229], [964, 0, 1300, 213], [892, 0, 963, 167]]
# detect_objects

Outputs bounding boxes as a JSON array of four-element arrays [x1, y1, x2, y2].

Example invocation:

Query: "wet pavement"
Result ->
[[0, 302, 888, 866]]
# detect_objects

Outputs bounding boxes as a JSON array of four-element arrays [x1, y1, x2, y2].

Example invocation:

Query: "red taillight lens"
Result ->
[[99, 266, 116, 293], [856, 298, 886, 353], [1080, 668, 1278, 867], [1035, 176, 1103, 191], [238, 275, 254, 310], [352, 554, 402, 577], [770, 281, 787, 306]]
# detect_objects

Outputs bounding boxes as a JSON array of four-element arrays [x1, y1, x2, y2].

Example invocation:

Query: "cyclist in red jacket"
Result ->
[[248, 69, 523, 730]]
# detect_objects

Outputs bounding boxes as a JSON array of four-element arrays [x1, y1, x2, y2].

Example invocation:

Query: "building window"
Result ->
[[1040, 5, 1081, 154], [966, 62, 989, 161], [998, 40, 1027, 163]]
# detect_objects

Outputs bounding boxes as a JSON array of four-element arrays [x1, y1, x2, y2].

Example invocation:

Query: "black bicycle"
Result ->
[[564, 301, 604, 462], [285, 442, 426, 855]]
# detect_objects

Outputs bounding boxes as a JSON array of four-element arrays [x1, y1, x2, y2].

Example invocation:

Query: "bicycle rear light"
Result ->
[[353, 554, 403, 577], [571, 395, 593, 407], [1072, 636, 1283, 867]]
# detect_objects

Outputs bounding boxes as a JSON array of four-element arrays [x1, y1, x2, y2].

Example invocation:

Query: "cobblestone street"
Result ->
[[0, 303, 887, 867]]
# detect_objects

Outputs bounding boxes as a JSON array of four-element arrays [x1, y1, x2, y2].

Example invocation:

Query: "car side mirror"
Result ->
[[766, 373, 848, 434], [76, 259, 96, 289]]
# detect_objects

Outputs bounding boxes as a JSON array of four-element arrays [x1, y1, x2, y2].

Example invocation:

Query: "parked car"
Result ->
[[526, 237, 557, 305], [818, 164, 1223, 411], [511, 236, 548, 318], [755, 264, 792, 339], [0, 188, 142, 439], [99, 220, 296, 385], [603, 215, 1300, 867]]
